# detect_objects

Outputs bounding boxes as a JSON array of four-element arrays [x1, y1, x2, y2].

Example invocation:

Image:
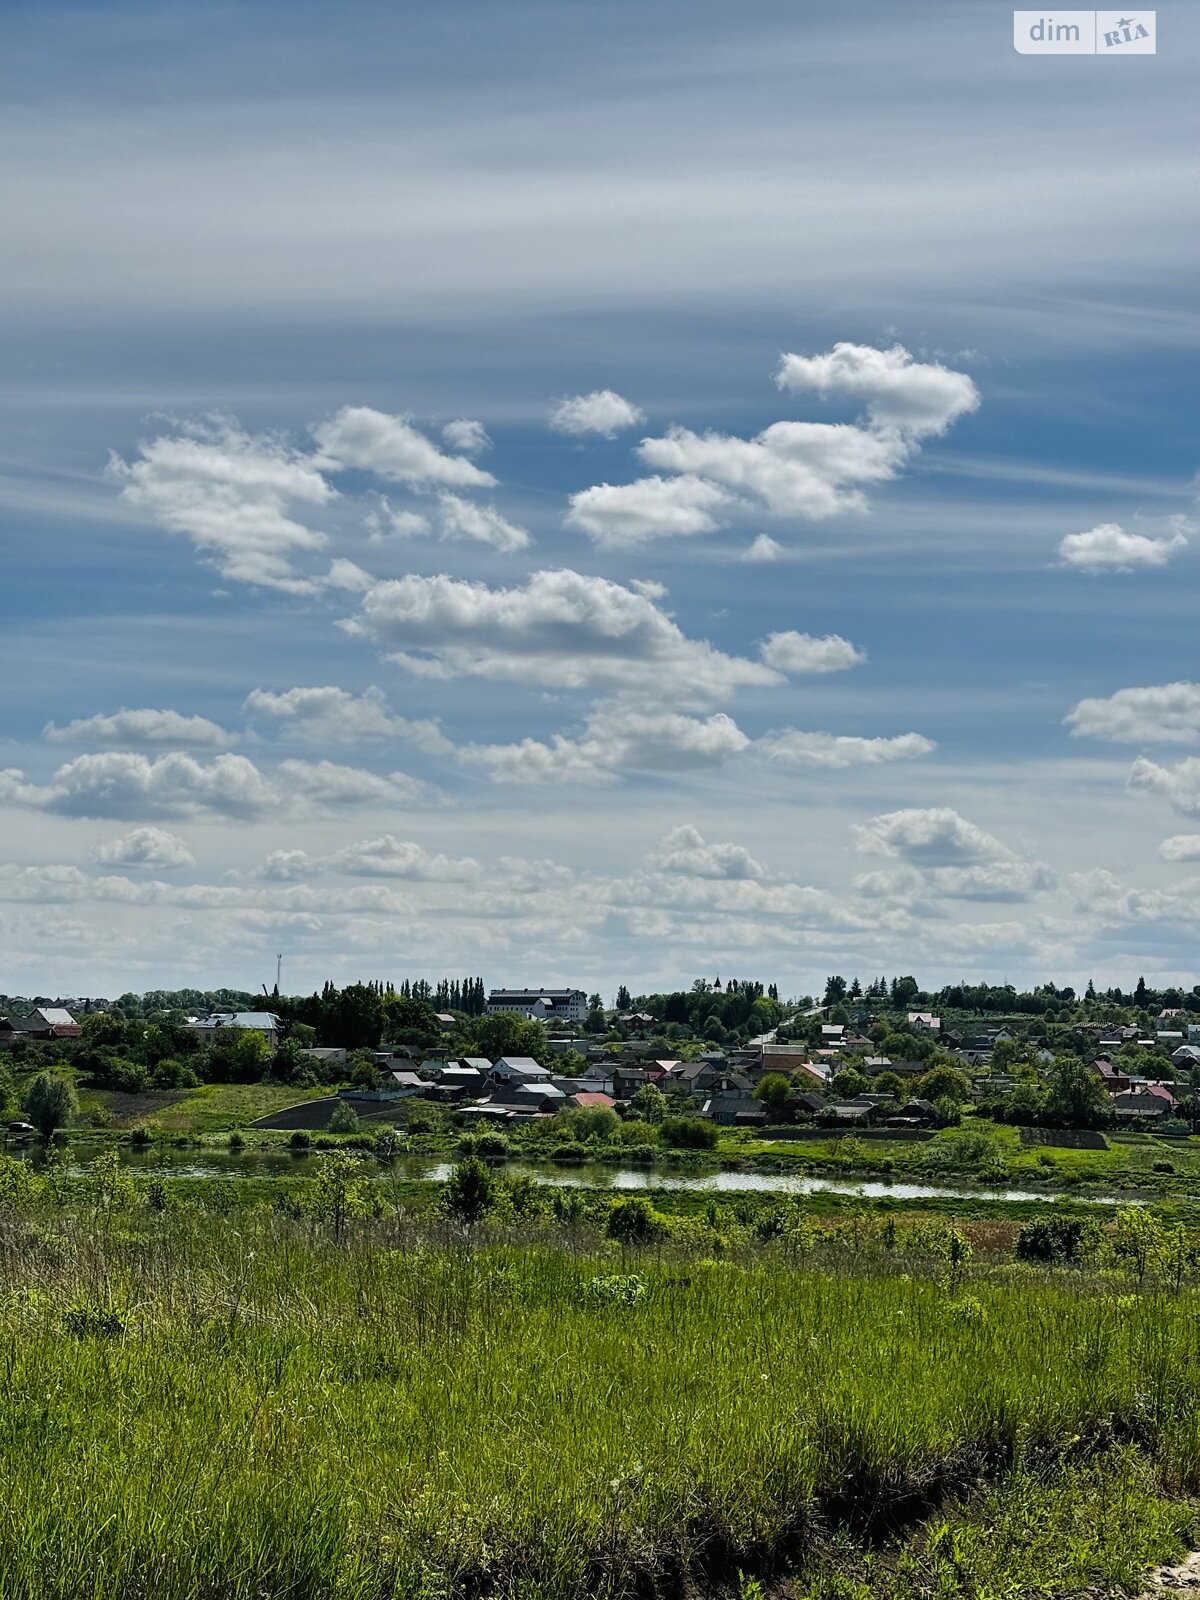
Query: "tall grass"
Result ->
[[0, 1191, 1197, 1597]]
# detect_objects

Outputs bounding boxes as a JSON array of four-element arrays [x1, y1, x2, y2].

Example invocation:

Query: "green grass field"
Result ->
[[0, 1163, 1197, 1598]]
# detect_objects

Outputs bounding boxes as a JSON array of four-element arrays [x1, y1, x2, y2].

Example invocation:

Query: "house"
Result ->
[[486, 988, 587, 1023], [894, 1098, 936, 1125], [821, 1024, 845, 1041], [435, 1013, 456, 1031], [617, 1012, 657, 1029], [490, 1056, 551, 1084], [1090, 1057, 1131, 1094], [188, 1011, 280, 1048], [570, 1091, 616, 1111], [699, 1071, 759, 1125], [792, 1091, 828, 1117], [1171, 1045, 1200, 1069], [612, 1066, 648, 1099], [907, 1013, 941, 1033], [1113, 1089, 1173, 1123], [6, 1006, 81, 1040], [577, 1063, 617, 1094], [302, 1046, 347, 1067]]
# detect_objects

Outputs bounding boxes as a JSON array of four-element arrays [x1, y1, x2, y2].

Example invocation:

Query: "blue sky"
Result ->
[[1, 0, 1198, 999]]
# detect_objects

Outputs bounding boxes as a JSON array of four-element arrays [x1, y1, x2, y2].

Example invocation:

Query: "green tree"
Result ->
[[631, 1082, 667, 1123], [383, 994, 442, 1050], [917, 1065, 972, 1104], [754, 1072, 792, 1109], [1044, 1055, 1113, 1129], [571, 1105, 620, 1141], [444, 1155, 496, 1225], [660, 1115, 718, 1150], [311, 1150, 368, 1242], [23, 1072, 77, 1140], [327, 1102, 361, 1134], [606, 1196, 664, 1246], [831, 1068, 869, 1099]]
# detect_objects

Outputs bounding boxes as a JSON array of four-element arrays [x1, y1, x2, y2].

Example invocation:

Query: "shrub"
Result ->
[[626, 1144, 657, 1165], [660, 1116, 718, 1150], [1015, 1217, 1096, 1264], [475, 1132, 511, 1160], [443, 1156, 496, 1225], [288, 1130, 312, 1150], [228, 1131, 245, 1152], [550, 1142, 588, 1164], [130, 1126, 152, 1147], [23, 1072, 77, 1140], [606, 1196, 665, 1246], [63, 1303, 128, 1340], [327, 1102, 360, 1134], [580, 1273, 648, 1308]]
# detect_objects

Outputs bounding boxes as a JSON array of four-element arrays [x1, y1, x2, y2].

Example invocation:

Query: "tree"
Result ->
[[631, 1083, 667, 1123], [872, 1071, 905, 1101], [615, 985, 632, 1011], [23, 1072, 77, 1140], [327, 1102, 361, 1133], [444, 1156, 496, 1225], [660, 1116, 718, 1150], [312, 1150, 368, 1242], [831, 1068, 869, 1100], [916, 1065, 971, 1104], [471, 1011, 550, 1062], [383, 994, 441, 1050], [931, 1095, 961, 1128], [571, 1105, 620, 1141], [755, 1072, 792, 1109], [823, 976, 847, 1006], [1044, 1056, 1113, 1130]]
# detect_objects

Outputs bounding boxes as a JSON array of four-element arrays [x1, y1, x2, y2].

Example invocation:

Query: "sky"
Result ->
[[1, 0, 1198, 1001]]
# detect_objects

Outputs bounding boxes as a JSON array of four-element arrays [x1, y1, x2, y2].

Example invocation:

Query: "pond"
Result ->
[[10, 1139, 1140, 1206]]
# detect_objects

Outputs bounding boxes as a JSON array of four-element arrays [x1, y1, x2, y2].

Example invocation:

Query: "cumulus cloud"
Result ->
[[565, 474, 731, 546], [648, 824, 767, 881], [550, 389, 646, 438], [1159, 835, 1200, 861], [345, 568, 780, 700], [0, 751, 430, 821], [107, 416, 335, 593], [94, 827, 195, 869], [441, 418, 492, 454], [1058, 522, 1187, 571], [244, 685, 451, 752], [366, 501, 432, 541], [775, 342, 980, 438], [851, 806, 1050, 901], [853, 806, 1012, 865], [1066, 682, 1200, 743], [567, 345, 978, 547], [635, 421, 903, 520], [759, 730, 935, 768], [463, 706, 751, 785], [741, 534, 782, 562], [312, 405, 495, 488], [436, 492, 530, 552], [328, 834, 480, 880], [1130, 756, 1200, 816], [44, 708, 234, 748], [759, 631, 865, 675]]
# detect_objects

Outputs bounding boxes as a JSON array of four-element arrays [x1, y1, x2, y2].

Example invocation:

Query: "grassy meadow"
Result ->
[[0, 1154, 1198, 1597]]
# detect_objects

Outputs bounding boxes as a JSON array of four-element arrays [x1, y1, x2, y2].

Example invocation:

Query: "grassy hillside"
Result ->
[[0, 1172, 1196, 1597]]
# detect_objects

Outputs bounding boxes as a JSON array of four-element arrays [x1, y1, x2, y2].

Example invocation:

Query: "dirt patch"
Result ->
[[1142, 1552, 1200, 1594], [86, 1090, 187, 1128]]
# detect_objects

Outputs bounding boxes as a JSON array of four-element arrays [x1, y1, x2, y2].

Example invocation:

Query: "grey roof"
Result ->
[[34, 1007, 77, 1026], [191, 1011, 279, 1030]]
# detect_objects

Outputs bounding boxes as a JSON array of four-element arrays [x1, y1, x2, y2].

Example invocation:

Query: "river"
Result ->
[[12, 1141, 1139, 1206]]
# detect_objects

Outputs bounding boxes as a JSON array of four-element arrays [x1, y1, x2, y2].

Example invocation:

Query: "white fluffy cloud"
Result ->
[[1066, 682, 1200, 743], [741, 534, 782, 562], [851, 806, 1051, 901], [1130, 756, 1200, 816], [759, 730, 935, 768], [366, 501, 432, 541], [436, 492, 530, 552], [346, 568, 780, 699], [1059, 522, 1187, 571], [567, 344, 978, 547], [312, 405, 495, 488], [0, 751, 429, 822], [328, 834, 480, 880], [441, 418, 491, 454], [565, 474, 732, 546], [759, 631, 865, 674], [45, 708, 234, 747], [94, 827, 195, 869], [107, 417, 335, 593], [463, 706, 751, 785], [244, 685, 451, 752], [775, 342, 980, 438], [550, 389, 646, 438], [853, 806, 1012, 865], [1159, 835, 1200, 861], [648, 824, 766, 881]]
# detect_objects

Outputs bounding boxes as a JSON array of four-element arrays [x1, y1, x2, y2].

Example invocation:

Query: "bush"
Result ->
[[660, 1116, 718, 1150], [286, 1129, 312, 1150], [327, 1102, 360, 1134], [580, 1273, 648, 1308], [23, 1072, 77, 1140], [550, 1142, 588, 1164], [475, 1132, 511, 1160], [444, 1156, 496, 1225], [1015, 1217, 1096, 1264], [228, 1131, 245, 1152], [606, 1196, 665, 1245], [129, 1126, 152, 1147], [63, 1303, 128, 1340], [626, 1144, 657, 1165]]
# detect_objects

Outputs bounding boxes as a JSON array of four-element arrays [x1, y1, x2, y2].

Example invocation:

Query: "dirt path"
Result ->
[[1142, 1553, 1200, 1594]]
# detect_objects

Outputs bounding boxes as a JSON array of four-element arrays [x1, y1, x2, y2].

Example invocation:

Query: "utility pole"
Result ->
[[276, 953, 282, 992]]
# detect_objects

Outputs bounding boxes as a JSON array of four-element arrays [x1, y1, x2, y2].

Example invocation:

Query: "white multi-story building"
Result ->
[[486, 988, 587, 1024]]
